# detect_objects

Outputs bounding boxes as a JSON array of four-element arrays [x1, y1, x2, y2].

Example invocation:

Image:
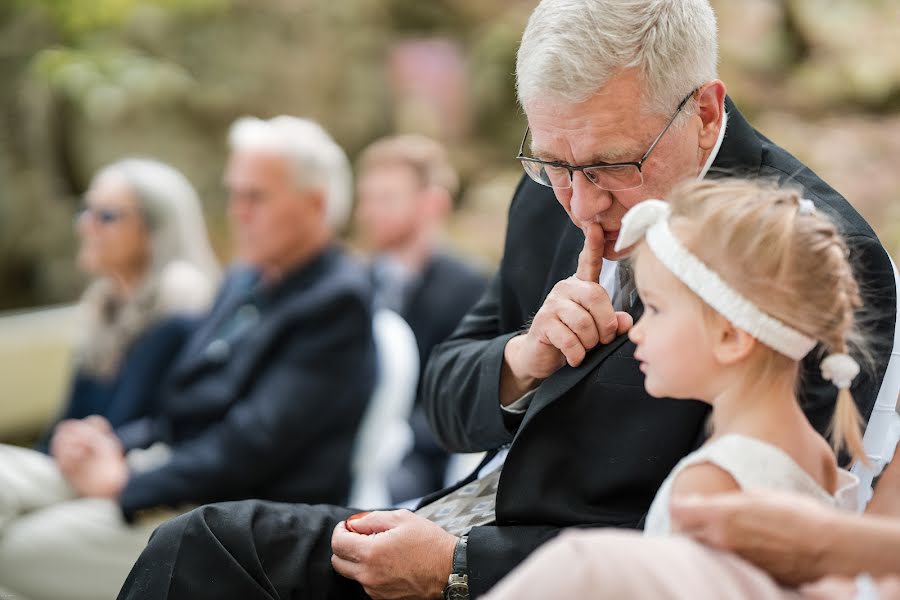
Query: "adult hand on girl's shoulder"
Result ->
[[670, 491, 834, 586]]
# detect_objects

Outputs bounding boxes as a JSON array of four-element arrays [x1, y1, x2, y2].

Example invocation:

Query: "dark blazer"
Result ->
[[421, 99, 898, 597], [116, 245, 377, 519], [36, 316, 195, 453], [402, 252, 488, 377]]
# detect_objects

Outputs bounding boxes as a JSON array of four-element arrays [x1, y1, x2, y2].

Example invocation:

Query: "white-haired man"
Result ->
[[118, 2, 897, 599], [0, 116, 377, 600]]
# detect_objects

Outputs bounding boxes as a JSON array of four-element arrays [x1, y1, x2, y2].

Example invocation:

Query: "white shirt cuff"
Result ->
[[502, 389, 537, 414]]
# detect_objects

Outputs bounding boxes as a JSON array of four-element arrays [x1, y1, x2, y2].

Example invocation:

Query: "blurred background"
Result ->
[[1, 0, 900, 310], [0, 0, 899, 436]]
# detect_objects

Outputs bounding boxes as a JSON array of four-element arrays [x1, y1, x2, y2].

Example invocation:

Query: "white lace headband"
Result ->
[[614, 200, 859, 389]]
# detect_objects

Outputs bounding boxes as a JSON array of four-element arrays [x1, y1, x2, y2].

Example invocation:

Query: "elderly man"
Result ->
[[0, 116, 376, 600], [355, 134, 488, 501], [118, 1, 897, 599]]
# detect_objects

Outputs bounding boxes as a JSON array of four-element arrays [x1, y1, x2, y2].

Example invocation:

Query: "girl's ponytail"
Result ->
[[823, 347, 868, 465]]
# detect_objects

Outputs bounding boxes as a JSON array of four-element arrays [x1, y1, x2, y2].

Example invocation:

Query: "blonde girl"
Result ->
[[622, 178, 865, 534]]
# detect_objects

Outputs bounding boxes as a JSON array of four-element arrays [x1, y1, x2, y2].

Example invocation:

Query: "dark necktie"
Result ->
[[612, 260, 636, 313]]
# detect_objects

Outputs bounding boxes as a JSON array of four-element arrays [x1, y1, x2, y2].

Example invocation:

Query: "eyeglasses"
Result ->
[[516, 89, 696, 192], [75, 206, 132, 226]]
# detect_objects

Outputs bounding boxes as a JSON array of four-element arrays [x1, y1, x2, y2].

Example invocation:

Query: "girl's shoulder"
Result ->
[[688, 434, 848, 504]]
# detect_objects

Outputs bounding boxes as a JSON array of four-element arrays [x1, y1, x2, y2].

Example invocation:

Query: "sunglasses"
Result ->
[[75, 206, 132, 226]]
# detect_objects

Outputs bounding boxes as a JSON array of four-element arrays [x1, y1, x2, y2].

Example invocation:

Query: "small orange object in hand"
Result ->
[[344, 512, 371, 533]]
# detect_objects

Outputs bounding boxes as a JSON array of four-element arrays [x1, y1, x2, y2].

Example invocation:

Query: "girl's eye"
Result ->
[[645, 304, 658, 315]]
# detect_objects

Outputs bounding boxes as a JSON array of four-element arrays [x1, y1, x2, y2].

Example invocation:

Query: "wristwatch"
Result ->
[[444, 535, 469, 600]]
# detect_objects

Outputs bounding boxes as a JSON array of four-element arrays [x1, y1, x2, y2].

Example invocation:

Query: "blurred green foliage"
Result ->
[[14, 0, 227, 39]]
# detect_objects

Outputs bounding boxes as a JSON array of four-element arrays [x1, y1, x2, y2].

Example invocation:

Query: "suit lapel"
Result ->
[[518, 330, 633, 434], [172, 283, 251, 377]]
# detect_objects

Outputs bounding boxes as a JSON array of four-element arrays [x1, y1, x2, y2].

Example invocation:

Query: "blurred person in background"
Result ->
[[355, 134, 488, 502], [36, 158, 220, 452], [0, 116, 376, 600]]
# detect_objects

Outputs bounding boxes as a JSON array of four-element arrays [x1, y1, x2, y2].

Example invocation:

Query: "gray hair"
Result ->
[[228, 116, 353, 230], [78, 158, 220, 376], [516, 0, 718, 117], [97, 158, 221, 287]]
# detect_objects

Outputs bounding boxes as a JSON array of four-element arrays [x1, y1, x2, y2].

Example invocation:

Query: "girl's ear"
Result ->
[[711, 316, 757, 365]]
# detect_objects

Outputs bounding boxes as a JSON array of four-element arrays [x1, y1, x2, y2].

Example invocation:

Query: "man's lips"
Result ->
[[604, 229, 620, 242]]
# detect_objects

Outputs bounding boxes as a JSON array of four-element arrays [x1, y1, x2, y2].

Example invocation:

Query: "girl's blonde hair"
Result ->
[[661, 178, 866, 462]]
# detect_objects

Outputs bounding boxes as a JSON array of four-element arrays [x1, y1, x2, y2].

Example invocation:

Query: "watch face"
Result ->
[[445, 583, 469, 600]]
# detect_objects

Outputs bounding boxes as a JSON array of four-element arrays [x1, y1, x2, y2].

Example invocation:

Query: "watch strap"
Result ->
[[452, 535, 468, 576]]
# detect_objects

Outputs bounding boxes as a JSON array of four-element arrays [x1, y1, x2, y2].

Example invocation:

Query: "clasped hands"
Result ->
[[50, 415, 128, 498], [331, 509, 458, 600]]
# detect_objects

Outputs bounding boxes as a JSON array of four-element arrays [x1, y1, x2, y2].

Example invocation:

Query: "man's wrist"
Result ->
[[500, 336, 539, 406], [444, 535, 469, 600], [807, 506, 844, 580]]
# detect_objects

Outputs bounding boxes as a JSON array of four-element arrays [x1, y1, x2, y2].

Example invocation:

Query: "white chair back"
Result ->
[[852, 256, 900, 510], [348, 309, 419, 509]]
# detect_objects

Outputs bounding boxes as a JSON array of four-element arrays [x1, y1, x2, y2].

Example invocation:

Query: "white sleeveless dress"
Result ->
[[643, 433, 860, 536]]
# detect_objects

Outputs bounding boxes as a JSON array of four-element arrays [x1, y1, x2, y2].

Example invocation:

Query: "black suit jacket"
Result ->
[[421, 99, 898, 597], [403, 252, 488, 379], [116, 245, 377, 519]]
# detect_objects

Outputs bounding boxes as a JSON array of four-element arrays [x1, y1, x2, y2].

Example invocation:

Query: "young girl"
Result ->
[[482, 178, 870, 599], [623, 178, 864, 534]]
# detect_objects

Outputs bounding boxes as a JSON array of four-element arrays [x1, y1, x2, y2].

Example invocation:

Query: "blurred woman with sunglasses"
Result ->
[[37, 158, 220, 450]]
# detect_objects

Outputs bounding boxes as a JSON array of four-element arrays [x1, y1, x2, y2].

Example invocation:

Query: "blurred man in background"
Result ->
[[0, 116, 376, 600], [355, 134, 488, 502]]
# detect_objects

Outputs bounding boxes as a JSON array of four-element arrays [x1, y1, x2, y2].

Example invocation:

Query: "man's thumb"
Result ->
[[344, 511, 395, 535]]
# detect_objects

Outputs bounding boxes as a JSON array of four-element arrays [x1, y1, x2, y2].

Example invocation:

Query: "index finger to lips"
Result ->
[[575, 222, 606, 282]]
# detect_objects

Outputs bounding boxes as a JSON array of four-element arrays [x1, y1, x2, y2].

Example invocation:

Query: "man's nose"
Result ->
[[228, 197, 251, 223], [569, 173, 613, 223]]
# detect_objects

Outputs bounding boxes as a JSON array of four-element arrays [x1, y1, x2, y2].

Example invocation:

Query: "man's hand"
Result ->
[[501, 223, 633, 404], [671, 492, 835, 586], [51, 417, 128, 498], [50, 416, 113, 475], [331, 510, 457, 600]]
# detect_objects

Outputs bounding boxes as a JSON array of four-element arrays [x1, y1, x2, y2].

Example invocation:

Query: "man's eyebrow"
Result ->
[[529, 142, 641, 164]]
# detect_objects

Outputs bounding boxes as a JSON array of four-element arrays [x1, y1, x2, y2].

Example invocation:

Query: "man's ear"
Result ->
[[696, 79, 726, 151], [422, 185, 452, 221], [711, 316, 757, 366], [302, 188, 327, 221]]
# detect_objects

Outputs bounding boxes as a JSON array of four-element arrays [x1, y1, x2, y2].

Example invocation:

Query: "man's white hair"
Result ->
[[228, 116, 352, 230], [516, 0, 718, 117]]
